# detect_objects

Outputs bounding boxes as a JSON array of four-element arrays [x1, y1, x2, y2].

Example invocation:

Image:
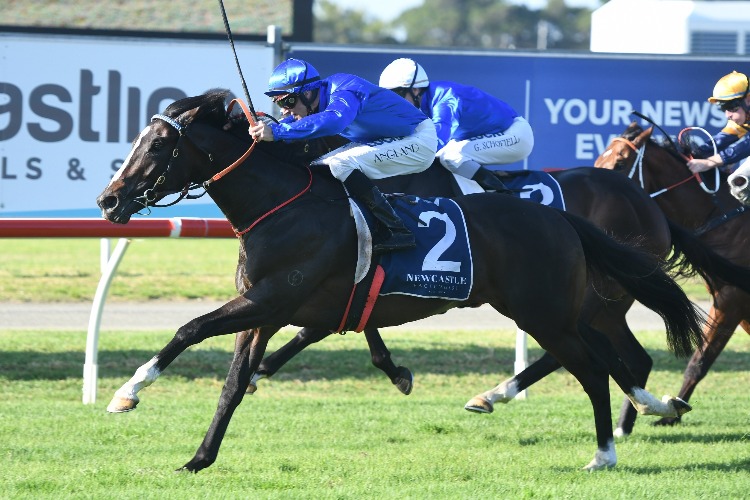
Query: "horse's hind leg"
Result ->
[[654, 303, 740, 426], [467, 317, 618, 470], [180, 326, 280, 473], [533, 326, 618, 471], [464, 352, 561, 412], [251, 327, 413, 395], [362, 328, 413, 395], [576, 322, 690, 421], [250, 327, 336, 393]]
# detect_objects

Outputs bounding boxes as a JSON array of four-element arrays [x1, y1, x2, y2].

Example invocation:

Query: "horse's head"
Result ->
[[97, 89, 232, 223], [594, 122, 653, 172]]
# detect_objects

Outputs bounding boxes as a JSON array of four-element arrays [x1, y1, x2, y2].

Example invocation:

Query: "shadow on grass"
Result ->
[[0, 344, 747, 382], [618, 456, 750, 474]]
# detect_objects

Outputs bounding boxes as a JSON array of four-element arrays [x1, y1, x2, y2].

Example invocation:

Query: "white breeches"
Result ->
[[437, 116, 534, 174], [312, 119, 438, 181]]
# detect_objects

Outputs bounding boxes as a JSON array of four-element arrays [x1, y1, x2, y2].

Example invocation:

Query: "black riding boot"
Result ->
[[343, 170, 416, 254], [471, 166, 510, 192]]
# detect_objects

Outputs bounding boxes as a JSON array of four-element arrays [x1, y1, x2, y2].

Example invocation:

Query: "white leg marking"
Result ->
[[627, 387, 679, 417], [110, 357, 161, 403], [613, 427, 630, 439], [484, 377, 520, 405], [583, 439, 617, 471]]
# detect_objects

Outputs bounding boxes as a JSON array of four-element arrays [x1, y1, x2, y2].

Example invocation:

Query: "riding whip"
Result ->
[[217, 0, 259, 122], [631, 110, 681, 153]]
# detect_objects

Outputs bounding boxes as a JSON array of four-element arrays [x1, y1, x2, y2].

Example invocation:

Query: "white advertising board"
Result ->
[[0, 33, 275, 217]]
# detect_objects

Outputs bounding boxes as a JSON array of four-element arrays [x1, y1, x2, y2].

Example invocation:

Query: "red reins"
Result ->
[[212, 98, 313, 237]]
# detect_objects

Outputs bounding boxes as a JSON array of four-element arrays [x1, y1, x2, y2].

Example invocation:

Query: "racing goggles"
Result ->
[[273, 93, 299, 110], [718, 98, 745, 112]]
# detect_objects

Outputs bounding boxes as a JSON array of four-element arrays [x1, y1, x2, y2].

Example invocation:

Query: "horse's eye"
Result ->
[[152, 138, 165, 151]]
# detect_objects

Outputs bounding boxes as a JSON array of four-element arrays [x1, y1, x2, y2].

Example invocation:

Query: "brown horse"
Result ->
[[595, 121, 750, 426], [96, 90, 705, 472]]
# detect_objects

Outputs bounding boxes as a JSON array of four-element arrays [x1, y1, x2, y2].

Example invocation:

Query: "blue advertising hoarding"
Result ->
[[290, 45, 746, 170], [2, 31, 747, 218]]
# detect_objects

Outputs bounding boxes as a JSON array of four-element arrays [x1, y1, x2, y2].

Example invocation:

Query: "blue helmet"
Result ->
[[265, 58, 322, 97]]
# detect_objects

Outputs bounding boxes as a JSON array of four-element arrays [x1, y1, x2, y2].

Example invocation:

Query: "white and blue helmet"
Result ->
[[379, 58, 429, 90]]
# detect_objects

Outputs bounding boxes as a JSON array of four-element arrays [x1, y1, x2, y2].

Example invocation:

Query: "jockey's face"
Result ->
[[402, 88, 424, 108], [720, 95, 750, 125], [279, 90, 319, 121]]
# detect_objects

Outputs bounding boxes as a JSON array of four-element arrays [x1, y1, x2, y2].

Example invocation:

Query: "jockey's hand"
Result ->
[[687, 157, 719, 174], [249, 121, 274, 142]]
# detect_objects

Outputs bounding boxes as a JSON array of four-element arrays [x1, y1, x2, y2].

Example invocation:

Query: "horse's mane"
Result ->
[[163, 88, 230, 128], [622, 124, 687, 164]]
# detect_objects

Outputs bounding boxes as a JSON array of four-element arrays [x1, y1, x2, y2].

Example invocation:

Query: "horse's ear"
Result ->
[[633, 126, 653, 147], [180, 106, 201, 125]]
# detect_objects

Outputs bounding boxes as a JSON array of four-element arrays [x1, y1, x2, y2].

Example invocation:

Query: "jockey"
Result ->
[[378, 58, 534, 192], [250, 58, 438, 254], [688, 71, 750, 174]]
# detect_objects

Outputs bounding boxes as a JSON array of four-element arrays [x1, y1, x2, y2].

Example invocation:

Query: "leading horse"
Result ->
[[97, 90, 705, 472], [251, 159, 750, 438], [595, 121, 750, 426]]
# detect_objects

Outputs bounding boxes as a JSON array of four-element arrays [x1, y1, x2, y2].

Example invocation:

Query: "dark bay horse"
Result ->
[[595, 121, 750, 426], [251, 157, 750, 439], [96, 90, 705, 472]]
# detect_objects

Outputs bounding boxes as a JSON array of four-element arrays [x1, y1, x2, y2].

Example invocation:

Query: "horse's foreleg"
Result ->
[[179, 328, 269, 473], [363, 328, 413, 395], [464, 351, 562, 413], [107, 296, 273, 412], [249, 327, 335, 393]]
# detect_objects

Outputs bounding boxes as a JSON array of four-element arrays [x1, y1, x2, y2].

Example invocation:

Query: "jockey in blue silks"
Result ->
[[379, 58, 535, 192], [250, 58, 438, 254]]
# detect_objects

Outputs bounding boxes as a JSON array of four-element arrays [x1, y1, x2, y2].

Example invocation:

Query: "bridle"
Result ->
[[132, 113, 212, 215], [145, 99, 312, 237], [133, 99, 258, 214], [610, 136, 719, 197]]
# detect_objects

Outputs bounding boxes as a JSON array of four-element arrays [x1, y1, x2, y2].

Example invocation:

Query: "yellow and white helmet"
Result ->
[[708, 71, 749, 103], [379, 58, 430, 90]]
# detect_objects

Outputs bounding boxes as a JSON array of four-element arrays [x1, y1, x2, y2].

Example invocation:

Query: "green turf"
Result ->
[[1, 327, 748, 499]]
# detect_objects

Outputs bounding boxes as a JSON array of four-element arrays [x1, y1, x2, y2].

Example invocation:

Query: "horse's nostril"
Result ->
[[731, 176, 748, 188], [99, 195, 119, 210]]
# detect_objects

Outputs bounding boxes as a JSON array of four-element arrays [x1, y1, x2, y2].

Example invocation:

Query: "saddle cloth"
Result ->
[[352, 195, 473, 301], [453, 169, 566, 210]]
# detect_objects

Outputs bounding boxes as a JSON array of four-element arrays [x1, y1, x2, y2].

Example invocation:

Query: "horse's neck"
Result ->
[[643, 146, 733, 227], [208, 146, 333, 233]]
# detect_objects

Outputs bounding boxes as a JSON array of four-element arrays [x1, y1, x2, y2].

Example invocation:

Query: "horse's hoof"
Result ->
[[653, 416, 682, 427], [613, 428, 630, 439], [393, 366, 413, 395], [106, 395, 138, 413], [246, 383, 257, 395], [464, 396, 493, 414], [665, 396, 691, 416], [582, 459, 616, 472]]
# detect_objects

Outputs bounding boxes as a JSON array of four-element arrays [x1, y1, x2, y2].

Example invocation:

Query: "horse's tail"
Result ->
[[666, 218, 750, 296], [557, 210, 705, 358]]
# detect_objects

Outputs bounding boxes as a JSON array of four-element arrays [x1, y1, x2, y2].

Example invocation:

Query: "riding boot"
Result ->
[[343, 169, 416, 254], [471, 166, 511, 193]]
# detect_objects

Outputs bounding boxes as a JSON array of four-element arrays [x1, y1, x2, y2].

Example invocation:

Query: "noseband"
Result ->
[[132, 113, 213, 214]]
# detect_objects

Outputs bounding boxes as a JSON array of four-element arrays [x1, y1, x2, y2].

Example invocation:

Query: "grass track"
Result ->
[[1, 327, 748, 499]]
